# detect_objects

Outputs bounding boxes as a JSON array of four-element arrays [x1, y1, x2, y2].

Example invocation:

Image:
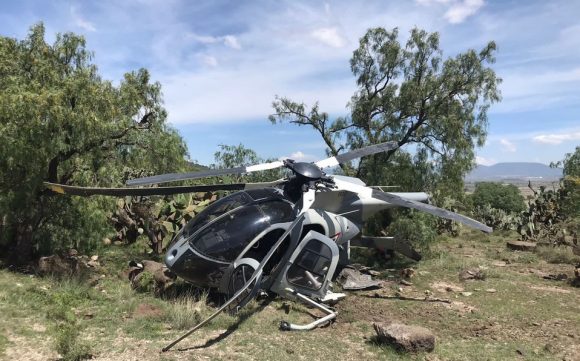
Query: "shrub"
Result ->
[[469, 182, 526, 214]]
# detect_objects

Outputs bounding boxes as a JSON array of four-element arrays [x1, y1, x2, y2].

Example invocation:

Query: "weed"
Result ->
[[536, 245, 580, 264], [166, 291, 208, 330]]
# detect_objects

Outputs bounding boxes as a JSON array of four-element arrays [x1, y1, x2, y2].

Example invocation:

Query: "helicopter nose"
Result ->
[[165, 237, 188, 268]]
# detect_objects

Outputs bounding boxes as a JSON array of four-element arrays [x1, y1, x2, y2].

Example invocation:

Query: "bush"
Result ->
[[469, 182, 526, 213]]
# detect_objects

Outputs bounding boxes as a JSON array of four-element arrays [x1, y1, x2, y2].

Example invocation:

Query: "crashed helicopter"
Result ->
[[45, 141, 492, 351]]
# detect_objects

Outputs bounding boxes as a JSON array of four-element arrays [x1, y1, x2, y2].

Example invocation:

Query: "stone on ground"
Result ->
[[506, 240, 536, 252], [373, 322, 435, 353]]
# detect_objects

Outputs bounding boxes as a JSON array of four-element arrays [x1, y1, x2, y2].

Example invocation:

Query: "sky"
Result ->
[[1, 0, 579, 166]]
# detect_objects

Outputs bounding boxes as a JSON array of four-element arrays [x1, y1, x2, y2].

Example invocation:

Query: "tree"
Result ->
[[213, 144, 285, 183], [270, 27, 501, 197], [0, 24, 188, 263], [562, 146, 580, 177], [469, 182, 526, 214]]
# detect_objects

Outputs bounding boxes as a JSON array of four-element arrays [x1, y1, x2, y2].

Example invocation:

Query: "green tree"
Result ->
[[270, 27, 501, 197], [0, 24, 188, 263], [213, 144, 284, 183], [562, 146, 580, 177], [469, 182, 526, 214]]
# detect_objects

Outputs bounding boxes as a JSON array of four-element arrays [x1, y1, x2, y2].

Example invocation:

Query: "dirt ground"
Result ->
[[1, 230, 579, 361]]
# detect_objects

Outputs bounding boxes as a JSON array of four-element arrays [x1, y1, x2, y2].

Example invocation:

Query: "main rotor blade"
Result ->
[[126, 161, 284, 186], [44, 181, 282, 197], [315, 141, 398, 169], [372, 190, 492, 233]]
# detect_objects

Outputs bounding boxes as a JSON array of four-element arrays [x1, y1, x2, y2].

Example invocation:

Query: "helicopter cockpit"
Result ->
[[165, 189, 295, 287]]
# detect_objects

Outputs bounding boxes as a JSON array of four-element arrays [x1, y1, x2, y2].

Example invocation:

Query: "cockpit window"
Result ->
[[181, 192, 253, 238], [190, 205, 270, 262]]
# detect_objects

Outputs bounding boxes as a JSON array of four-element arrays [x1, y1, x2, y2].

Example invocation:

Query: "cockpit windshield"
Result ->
[[180, 191, 294, 262]]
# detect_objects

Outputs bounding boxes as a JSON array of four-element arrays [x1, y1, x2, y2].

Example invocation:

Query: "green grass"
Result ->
[[0, 230, 579, 360]]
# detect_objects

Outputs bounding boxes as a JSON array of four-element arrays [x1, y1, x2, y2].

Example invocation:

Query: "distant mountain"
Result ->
[[466, 162, 562, 182]]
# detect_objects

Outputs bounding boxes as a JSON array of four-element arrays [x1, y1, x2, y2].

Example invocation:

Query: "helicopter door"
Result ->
[[283, 230, 339, 298]]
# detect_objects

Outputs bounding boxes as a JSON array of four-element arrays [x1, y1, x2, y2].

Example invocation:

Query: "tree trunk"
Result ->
[[14, 223, 34, 265]]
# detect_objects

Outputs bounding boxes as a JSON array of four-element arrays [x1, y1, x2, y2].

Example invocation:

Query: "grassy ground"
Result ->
[[1, 230, 579, 361]]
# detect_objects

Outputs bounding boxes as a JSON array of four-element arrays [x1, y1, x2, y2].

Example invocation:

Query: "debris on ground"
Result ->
[[571, 264, 580, 287], [459, 268, 486, 281], [371, 292, 451, 304], [506, 240, 536, 252], [373, 322, 435, 353], [431, 281, 464, 293], [543, 273, 568, 281], [337, 267, 382, 290], [400, 268, 416, 279]]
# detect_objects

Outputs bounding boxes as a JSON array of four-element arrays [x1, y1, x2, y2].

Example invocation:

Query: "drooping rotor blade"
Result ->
[[371, 190, 492, 233], [44, 180, 283, 197], [126, 161, 284, 186], [331, 177, 492, 233], [315, 141, 398, 169]]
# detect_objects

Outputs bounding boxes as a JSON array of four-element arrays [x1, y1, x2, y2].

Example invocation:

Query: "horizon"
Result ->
[[1, 0, 579, 166]]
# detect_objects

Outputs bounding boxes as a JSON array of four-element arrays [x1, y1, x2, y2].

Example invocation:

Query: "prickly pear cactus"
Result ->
[[517, 179, 578, 247], [108, 192, 216, 254]]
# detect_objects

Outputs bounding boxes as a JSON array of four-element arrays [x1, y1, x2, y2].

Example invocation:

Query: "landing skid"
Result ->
[[279, 288, 337, 331]]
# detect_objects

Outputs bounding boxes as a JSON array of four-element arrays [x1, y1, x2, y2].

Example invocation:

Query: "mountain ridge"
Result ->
[[466, 162, 562, 181]]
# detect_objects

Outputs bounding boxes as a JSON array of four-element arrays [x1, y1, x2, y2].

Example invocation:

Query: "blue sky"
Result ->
[[1, 0, 579, 166]]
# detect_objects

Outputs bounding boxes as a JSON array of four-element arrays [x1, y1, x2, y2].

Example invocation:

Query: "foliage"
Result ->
[[270, 27, 501, 200], [213, 143, 285, 182], [469, 182, 526, 213], [551, 146, 580, 177], [517, 182, 578, 249], [47, 281, 93, 361], [109, 192, 214, 253], [385, 211, 437, 253], [472, 204, 520, 231], [0, 24, 188, 262]]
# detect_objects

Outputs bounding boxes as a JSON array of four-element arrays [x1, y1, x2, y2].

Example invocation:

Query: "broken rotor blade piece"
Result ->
[[371, 190, 493, 233], [44, 181, 283, 197], [315, 141, 398, 169], [126, 161, 284, 186]]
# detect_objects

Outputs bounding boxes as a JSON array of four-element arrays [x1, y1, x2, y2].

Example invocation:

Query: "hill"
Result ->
[[466, 162, 562, 182]]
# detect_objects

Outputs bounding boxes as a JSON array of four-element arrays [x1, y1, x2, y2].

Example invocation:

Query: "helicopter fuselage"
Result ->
[[163, 177, 429, 299]]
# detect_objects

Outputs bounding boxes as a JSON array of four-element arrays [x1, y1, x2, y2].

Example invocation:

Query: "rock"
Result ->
[[506, 240, 536, 252], [373, 322, 435, 353], [400, 280, 413, 286], [102, 237, 112, 245], [460, 292, 472, 297], [486, 288, 497, 293], [492, 261, 507, 267], [90, 255, 99, 261], [459, 268, 486, 281]]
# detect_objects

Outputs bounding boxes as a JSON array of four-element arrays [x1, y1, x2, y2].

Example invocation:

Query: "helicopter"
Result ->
[[45, 141, 492, 351]]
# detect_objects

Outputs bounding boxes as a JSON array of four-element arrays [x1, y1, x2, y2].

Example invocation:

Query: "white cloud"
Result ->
[[499, 138, 516, 152], [281, 151, 318, 162], [311, 27, 346, 48], [70, 6, 96, 32], [223, 35, 241, 50], [416, 0, 484, 24], [476, 156, 496, 166], [532, 131, 580, 145], [201, 55, 218, 67], [187, 33, 242, 50]]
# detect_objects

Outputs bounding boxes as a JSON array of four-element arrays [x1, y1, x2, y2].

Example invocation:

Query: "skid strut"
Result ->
[[280, 288, 337, 331]]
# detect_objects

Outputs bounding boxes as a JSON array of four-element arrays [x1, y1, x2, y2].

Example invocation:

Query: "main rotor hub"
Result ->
[[285, 161, 323, 180]]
